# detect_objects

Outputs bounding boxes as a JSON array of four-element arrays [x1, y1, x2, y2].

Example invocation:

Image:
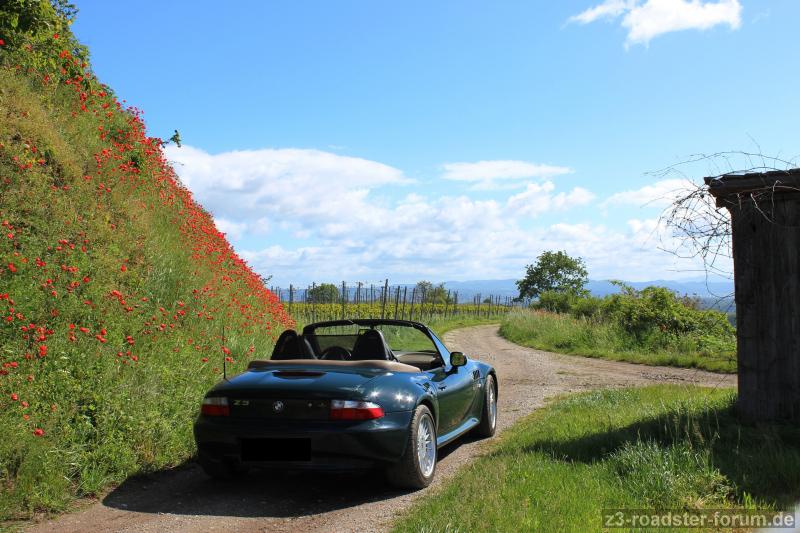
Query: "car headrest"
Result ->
[[350, 329, 393, 361], [271, 329, 313, 360]]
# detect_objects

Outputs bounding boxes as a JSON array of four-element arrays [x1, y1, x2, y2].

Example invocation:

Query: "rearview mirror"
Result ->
[[450, 351, 467, 367]]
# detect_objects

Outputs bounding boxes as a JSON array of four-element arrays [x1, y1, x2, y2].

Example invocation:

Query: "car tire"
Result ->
[[198, 457, 245, 480], [386, 404, 437, 489], [473, 374, 497, 438]]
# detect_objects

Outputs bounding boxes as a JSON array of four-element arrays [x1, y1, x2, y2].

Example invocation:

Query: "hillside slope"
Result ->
[[0, 2, 292, 520]]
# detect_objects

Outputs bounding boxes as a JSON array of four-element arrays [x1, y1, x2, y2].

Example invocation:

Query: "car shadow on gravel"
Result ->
[[101, 441, 471, 518]]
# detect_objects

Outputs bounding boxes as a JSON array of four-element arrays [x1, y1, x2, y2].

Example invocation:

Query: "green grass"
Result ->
[[499, 310, 736, 373], [424, 316, 500, 337], [393, 386, 800, 533]]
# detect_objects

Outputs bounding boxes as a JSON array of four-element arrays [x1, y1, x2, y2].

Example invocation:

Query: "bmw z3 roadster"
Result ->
[[193, 319, 498, 488]]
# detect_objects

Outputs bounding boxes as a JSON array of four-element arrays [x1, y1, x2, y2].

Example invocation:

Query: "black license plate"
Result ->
[[240, 438, 311, 462]]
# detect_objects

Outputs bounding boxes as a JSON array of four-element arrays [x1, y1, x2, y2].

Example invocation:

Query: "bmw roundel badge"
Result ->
[[272, 400, 284, 413]]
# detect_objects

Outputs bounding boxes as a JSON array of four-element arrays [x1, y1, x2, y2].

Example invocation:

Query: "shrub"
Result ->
[[535, 290, 577, 314], [601, 286, 734, 344]]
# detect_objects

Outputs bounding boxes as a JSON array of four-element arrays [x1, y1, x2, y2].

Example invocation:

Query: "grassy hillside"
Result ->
[[0, 2, 292, 520]]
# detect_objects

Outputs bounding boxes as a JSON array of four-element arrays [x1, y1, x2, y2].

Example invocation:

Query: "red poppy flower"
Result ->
[[7, 263, 17, 273], [10, 393, 18, 401], [33, 428, 44, 437]]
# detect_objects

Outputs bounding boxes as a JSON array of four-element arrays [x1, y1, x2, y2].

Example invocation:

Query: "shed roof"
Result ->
[[705, 168, 800, 198]]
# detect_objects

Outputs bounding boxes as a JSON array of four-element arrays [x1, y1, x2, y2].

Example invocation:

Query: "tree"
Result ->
[[307, 283, 339, 303], [414, 281, 433, 301], [414, 281, 452, 304], [516, 251, 588, 301]]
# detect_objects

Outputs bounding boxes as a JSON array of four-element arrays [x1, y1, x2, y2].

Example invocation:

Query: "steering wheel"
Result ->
[[320, 346, 352, 361]]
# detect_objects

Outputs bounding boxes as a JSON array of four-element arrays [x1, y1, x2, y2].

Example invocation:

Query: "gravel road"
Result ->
[[28, 325, 735, 533]]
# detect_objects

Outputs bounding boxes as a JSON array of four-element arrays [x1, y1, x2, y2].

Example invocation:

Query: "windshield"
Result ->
[[376, 324, 437, 353], [306, 323, 439, 355]]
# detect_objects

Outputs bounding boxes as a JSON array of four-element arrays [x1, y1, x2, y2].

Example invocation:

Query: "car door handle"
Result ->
[[437, 384, 447, 390]]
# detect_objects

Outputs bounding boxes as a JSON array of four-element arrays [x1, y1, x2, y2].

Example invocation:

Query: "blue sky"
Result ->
[[72, 0, 799, 286]]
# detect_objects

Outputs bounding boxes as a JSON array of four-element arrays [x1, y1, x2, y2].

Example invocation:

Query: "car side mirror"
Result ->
[[450, 351, 467, 367]]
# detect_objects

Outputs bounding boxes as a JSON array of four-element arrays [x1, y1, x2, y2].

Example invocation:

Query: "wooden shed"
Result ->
[[706, 169, 800, 421]]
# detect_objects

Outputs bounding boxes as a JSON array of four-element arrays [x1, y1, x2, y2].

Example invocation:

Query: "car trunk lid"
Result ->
[[222, 366, 381, 397], [214, 365, 384, 419]]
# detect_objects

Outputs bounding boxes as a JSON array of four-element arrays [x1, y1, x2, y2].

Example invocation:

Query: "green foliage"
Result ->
[[306, 283, 340, 303], [518, 282, 736, 370], [414, 280, 452, 304], [288, 301, 509, 326], [393, 386, 800, 532], [0, 0, 89, 82], [536, 290, 581, 314], [568, 293, 604, 318], [168, 129, 181, 148], [603, 285, 734, 344], [500, 307, 736, 373], [516, 250, 588, 300]]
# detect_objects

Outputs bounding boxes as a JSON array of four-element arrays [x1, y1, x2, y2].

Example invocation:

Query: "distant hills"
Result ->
[[439, 278, 735, 302]]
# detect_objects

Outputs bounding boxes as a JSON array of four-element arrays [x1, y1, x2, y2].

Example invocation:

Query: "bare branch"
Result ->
[[658, 150, 800, 282]]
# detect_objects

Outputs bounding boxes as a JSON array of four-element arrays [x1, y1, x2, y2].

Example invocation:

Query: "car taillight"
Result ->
[[201, 396, 229, 416], [330, 400, 384, 420]]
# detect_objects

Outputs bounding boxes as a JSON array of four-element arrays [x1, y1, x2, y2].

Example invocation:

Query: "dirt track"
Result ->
[[28, 325, 735, 533]]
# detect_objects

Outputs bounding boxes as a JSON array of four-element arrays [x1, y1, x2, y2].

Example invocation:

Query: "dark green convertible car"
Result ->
[[193, 319, 498, 488]]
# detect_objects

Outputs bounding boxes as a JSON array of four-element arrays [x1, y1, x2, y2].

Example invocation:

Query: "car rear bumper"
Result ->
[[193, 410, 413, 470]]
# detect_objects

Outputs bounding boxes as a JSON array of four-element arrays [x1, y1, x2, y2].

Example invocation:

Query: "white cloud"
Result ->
[[603, 178, 694, 208], [165, 145, 410, 239], [240, 219, 701, 285], [568, 0, 636, 24], [507, 182, 596, 217], [568, 0, 742, 46], [441, 160, 573, 190], [167, 144, 704, 285], [214, 217, 249, 240]]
